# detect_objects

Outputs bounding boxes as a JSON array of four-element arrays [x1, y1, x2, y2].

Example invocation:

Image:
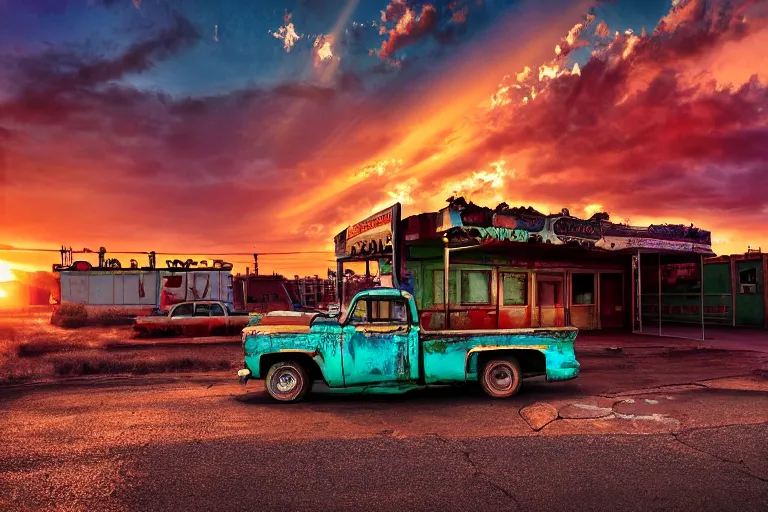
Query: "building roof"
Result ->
[[402, 197, 714, 256]]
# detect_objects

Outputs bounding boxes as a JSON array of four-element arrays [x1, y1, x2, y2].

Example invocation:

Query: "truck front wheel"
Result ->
[[265, 361, 310, 403], [480, 358, 522, 398]]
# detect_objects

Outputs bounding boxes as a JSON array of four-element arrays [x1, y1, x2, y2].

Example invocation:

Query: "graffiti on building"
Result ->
[[491, 212, 547, 232], [335, 204, 400, 259], [552, 217, 602, 240], [434, 196, 713, 255], [447, 226, 529, 246], [596, 236, 712, 254]]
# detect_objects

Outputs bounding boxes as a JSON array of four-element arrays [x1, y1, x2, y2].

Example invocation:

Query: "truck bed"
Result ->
[[419, 326, 578, 339]]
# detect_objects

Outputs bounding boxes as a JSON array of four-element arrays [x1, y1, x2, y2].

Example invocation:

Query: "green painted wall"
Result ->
[[734, 260, 765, 327], [641, 262, 733, 325], [704, 262, 731, 295]]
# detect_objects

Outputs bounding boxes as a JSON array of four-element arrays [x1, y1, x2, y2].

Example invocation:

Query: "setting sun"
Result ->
[[0, 261, 17, 282]]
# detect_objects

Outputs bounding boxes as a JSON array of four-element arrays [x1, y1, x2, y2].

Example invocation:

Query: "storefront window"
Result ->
[[460, 270, 491, 305], [501, 273, 528, 306], [572, 273, 595, 305], [433, 270, 457, 305]]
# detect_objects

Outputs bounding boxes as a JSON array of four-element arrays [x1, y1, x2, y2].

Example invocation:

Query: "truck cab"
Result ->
[[238, 288, 579, 402]]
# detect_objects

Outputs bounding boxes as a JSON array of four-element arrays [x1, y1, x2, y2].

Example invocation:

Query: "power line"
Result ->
[[0, 247, 333, 256], [0, 247, 61, 253]]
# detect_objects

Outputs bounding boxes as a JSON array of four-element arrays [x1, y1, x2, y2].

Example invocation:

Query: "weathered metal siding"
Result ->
[[59, 269, 231, 309], [734, 260, 765, 327], [60, 271, 160, 306], [158, 270, 232, 308], [703, 262, 732, 324]]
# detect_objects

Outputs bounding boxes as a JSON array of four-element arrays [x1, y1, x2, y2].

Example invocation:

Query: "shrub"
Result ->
[[51, 304, 88, 329]]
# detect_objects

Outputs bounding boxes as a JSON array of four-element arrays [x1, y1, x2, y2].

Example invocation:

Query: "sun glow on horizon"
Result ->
[[0, 261, 16, 282]]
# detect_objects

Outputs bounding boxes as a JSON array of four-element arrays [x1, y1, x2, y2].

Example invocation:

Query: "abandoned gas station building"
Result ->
[[334, 198, 715, 339]]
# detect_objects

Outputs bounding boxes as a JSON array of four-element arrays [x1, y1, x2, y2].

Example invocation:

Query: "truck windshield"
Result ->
[[343, 295, 409, 324]]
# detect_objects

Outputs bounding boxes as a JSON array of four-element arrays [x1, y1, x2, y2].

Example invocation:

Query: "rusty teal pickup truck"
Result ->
[[237, 288, 579, 402]]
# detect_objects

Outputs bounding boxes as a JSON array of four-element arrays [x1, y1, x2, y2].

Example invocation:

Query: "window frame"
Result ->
[[571, 272, 596, 306], [194, 303, 212, 317], [536, 277, 564, 307], [500, 271, 529, 306], [345, 297, 411, 326], [171, 303, 193, 318], [459, 269, 492, 306], [433, 269, 450, 306], [433, 267, 495, 307], [164, 275, 183, 288]]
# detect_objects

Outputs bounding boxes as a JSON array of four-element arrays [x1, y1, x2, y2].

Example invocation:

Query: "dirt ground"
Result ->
[[0, 313, 240, 384]]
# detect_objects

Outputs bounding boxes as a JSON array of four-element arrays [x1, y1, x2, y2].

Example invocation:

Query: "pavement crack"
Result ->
[[429, 434, 522, 510], [670, 432, 768, 483]]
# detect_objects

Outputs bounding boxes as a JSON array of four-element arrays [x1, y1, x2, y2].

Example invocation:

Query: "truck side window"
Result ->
[[194, 304, 211, 317], [348, 298, 409, 325], [349, 300, 368, 324], [210, 304, 225, 316], [371, 300, 408, 324], [171, 303, 193, 317]]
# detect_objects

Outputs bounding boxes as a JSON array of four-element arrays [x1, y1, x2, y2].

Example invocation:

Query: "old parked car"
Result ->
[[134, 300, 252, 337], [237, 288, 580, 402]]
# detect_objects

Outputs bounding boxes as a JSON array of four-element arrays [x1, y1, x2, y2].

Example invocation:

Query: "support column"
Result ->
[[763, 255, 768, 330], [637, 251, 643, 333], [700, 254, 706, 341], [336, 260, 344, 307], [444, 246, 450, 330], [596, 272, 602, 330], [658, 253, 662, 336], [730, 257, 737, 327]]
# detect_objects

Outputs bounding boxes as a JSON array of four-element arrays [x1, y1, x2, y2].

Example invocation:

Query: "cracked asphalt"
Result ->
[[1, 344, 767, 511]]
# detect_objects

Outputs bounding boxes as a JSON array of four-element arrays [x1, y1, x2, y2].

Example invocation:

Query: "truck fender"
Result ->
[[464, 345, 549, 381], [259, 350, 327, 384]]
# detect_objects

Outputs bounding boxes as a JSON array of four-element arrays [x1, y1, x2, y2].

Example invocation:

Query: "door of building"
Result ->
[[498, 270, 531, 329], [599, 272, 625, 329], [536, 272, 565, 327]]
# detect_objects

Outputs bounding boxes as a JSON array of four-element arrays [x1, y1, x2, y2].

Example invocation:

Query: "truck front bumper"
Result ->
[[237, 368, 251, 386]]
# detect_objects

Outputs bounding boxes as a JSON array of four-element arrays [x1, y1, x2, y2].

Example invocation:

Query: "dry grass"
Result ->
[[50, 304, 136, 328], [49, 353, 234, 377], [0, 313, 236, 385]]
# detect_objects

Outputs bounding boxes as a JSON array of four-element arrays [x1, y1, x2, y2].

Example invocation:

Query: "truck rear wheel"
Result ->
[[265, 361, 310, 403], [480, 358, 522, 398]]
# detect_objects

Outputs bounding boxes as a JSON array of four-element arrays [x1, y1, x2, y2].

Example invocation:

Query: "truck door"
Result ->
[[341, 296, 419, 386], [209, 302, 228, 335], [188, 303, 213, 337], [168, 303, 194, 335]]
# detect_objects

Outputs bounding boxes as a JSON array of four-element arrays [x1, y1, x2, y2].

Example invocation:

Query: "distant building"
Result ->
[[0, 271, 56, 309], [232, 272, 338, 313], [52, 248, 234, 316]]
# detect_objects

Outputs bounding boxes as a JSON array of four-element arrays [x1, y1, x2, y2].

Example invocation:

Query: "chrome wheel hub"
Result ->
[[490, 365, 512, 390], [276, 371, 298, 393]]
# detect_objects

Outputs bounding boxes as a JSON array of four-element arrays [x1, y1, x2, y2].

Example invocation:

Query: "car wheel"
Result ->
[[265, 361, 310, 403], [479, 358, 522, 398]]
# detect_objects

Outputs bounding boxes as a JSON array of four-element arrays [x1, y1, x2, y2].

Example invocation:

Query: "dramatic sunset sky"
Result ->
[[0, 0, 767, 277]]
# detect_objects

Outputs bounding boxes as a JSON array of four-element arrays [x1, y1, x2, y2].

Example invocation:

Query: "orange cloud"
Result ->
[[1, 0, 767, 277]]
